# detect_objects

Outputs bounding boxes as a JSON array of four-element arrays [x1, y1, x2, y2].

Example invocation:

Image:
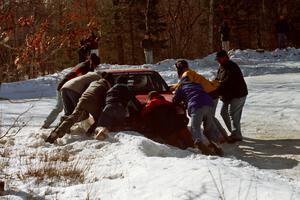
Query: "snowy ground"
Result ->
[[0, 48, 299, 199]]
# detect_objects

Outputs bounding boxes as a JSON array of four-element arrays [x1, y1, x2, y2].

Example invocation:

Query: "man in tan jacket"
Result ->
[[45, 72, 114, 143], [60, 72, 101, 116]]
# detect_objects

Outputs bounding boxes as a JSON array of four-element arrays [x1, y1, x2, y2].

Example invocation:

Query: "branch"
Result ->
[[0, 97, 42, 104], [0, 105, 33, 139], [0, 40, 17, 50], [40, 38, 68, 63]]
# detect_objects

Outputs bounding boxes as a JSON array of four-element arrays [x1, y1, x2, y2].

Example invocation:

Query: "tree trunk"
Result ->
[[208, 0, 214, 53], [128, 4, 136, 64], [113, 0, 125, 64], [145, 0, 150, 33]]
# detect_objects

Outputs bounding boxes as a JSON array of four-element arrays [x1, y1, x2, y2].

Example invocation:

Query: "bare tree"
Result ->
[[165, 0, 203, 58]]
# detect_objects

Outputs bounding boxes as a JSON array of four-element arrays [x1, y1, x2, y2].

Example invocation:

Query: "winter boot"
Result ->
[[229, 133, 243, 142], [45, 132, 58, 144], [194, 141, 216, 155], [208, 141, 224, 157]]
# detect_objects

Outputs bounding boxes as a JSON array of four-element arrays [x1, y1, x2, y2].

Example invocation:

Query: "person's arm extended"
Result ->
[[172, 87, 184, 105]]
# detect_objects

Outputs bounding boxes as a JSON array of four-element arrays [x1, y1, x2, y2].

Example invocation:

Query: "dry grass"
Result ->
[[0, 147, 10, 158], [28, 149, 71, 163], [20, 160, 87, 185], [17, 151, 90, 186]]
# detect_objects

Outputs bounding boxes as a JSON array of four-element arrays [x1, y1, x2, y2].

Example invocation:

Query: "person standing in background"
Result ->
[[219, 21, 230, 52], [78, 32, 100, 63], [140, 32, 154, 64], [88, 32, 100, 57], [78, 39, 91, 63], [276, 15, 289, 49]]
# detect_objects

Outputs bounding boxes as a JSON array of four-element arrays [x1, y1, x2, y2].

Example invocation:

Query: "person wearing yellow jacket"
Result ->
[[171, 59, 230, 143], [171, 62, 219, 95]]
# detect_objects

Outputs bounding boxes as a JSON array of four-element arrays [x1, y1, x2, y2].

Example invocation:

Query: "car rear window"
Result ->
[[111, 72, 169, 94]]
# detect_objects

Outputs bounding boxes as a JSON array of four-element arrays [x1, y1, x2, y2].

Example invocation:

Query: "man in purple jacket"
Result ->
[[173, 76, 223, 156]]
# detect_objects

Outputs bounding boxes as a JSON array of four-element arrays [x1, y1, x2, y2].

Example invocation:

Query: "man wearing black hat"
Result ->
[[215, 50, 248, 142]]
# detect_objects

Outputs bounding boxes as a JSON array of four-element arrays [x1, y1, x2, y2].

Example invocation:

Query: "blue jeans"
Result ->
[[220, 96, 246, 138], [190, 106, 219, 143], [42, 91, 63, 128], [212, 99, 229, 137]]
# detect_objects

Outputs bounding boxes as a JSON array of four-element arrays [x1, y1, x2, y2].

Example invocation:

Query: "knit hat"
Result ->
[[147, 91, 165, 100]]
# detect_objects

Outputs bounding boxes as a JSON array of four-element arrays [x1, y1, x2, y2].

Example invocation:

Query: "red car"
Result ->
[[99, 68, 173, 104], [99, 68, 187, 126]]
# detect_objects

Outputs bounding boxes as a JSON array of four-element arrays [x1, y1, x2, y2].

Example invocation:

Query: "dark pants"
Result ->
[[61, 88, 81, 116], [54, 94, 103, 138], [55, 108, 90, 138], [278, 33, 288, 49], [98, 103, 126, 129]]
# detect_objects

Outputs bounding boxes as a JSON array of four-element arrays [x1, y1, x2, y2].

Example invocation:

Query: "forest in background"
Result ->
[[1, 0, 300, 82]]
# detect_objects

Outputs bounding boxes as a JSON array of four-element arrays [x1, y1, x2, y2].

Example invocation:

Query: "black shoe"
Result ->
[[41, 124, 50, 129], [85, 129, 94, 137], [59, 116, 68, 123], [45, 133, 57, 144], [226, 136, 237, 144], [45, 136, 55, 144], [229, 135, 243, 142]]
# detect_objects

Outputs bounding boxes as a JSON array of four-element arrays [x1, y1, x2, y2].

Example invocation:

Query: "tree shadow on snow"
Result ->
[[1, 189, 46, 200], [223, 137, 300, 170]]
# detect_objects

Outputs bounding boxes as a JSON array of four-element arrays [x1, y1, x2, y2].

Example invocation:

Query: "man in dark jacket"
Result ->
[[41, 54, 100, 128], [215, 50, 248, 142], [45, 73, 113, 144]]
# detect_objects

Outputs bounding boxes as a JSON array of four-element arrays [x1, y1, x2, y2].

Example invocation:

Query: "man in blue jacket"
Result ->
[[173, 76, 223, 156]]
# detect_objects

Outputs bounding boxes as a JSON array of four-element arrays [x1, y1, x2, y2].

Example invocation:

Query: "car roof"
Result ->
[[99, 68, 156, 74]]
